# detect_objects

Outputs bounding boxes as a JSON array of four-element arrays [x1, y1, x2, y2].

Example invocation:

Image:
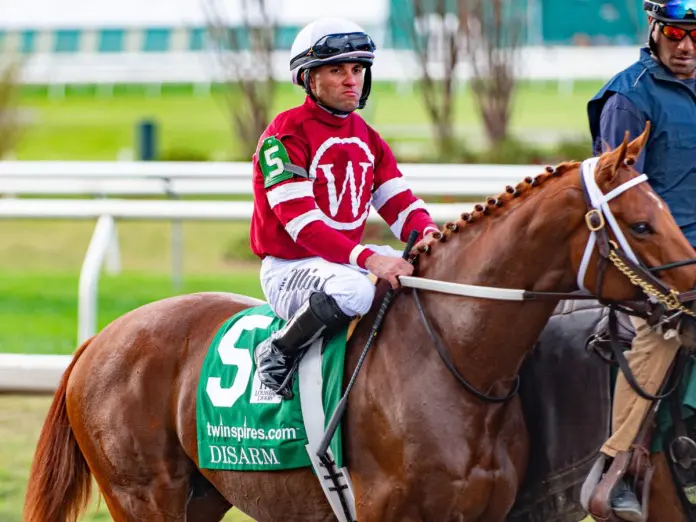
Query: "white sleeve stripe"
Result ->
[[284, 209, 324, 241], [349, 244, 367, 266], [266, 181, 314, 208], [371, 177, 409, 211], [389, 199, 428, 239], [424, 225, 439, 235]]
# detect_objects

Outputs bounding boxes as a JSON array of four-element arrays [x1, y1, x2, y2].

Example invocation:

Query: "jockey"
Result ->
[[249, 17, 439, 399], [587, 1, 696, 519]]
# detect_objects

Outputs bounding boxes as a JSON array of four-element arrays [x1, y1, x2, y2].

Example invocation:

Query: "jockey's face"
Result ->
[[308, 62, 364, 112], [651, 17, 696, 79]]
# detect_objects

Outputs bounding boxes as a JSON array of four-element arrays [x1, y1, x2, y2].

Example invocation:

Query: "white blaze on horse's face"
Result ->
[[646, 191, 665, 210]]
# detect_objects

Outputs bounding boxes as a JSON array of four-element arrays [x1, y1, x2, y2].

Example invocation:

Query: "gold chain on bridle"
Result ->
[[608, 244, 696, 318]]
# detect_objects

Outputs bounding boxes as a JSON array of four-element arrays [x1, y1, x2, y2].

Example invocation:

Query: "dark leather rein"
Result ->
[[412, 288, 520, 403], [410, 164, 696, 404]]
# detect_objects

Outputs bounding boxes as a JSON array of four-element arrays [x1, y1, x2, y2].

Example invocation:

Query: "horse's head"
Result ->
[[410, 123, 695, 315], [570, 122, 696, 305]]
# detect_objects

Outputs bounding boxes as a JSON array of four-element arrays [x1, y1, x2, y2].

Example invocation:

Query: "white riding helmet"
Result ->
[[289, 17, 376, 110]]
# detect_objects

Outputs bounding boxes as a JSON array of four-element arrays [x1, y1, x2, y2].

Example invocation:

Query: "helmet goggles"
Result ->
[[302, 32, 376, 61], [646, 0, 696, 21]]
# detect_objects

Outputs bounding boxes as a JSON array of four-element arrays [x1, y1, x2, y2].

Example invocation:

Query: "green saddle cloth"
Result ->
[[195, 304, 346, 471]]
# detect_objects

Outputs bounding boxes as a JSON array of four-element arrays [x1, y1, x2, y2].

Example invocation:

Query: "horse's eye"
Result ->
[[630, 222, 653, 236]]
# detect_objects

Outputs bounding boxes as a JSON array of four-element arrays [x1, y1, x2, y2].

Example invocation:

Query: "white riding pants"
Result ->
[[260, 244, 402, 320]]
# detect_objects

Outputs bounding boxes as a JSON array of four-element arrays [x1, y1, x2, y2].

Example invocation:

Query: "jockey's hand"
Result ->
[[364, 254, 414, 290]]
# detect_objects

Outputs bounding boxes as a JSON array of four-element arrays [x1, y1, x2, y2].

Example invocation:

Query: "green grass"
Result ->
[[0, 220, 260, 273], [0, 271, 263, 354], [13, 80, 604, 161], [0, 219, 267, 352], [0, 218, 264, 353]]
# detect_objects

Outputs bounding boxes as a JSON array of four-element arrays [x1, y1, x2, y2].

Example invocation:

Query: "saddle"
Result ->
[[508, 299, 696, 522]]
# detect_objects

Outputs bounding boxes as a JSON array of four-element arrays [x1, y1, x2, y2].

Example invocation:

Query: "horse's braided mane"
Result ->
[[411, 161, 580, 258]]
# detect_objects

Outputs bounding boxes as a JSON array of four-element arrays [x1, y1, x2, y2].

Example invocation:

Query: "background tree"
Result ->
[[395, 0, 463, 160], [203, 0, 277, 159], [459, 0, 525, 146], [395, 0, 526, 158], [0, 57, 22, 159]]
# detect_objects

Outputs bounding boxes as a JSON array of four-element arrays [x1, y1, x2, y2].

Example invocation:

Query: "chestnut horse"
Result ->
[[23, 128, 696, 521]]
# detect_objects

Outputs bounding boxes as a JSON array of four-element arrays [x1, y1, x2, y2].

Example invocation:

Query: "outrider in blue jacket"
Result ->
[[588, 48, 696, 246]]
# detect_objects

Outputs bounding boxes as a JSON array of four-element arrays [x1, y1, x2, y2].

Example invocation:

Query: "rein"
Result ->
[[605, 305, 682, 401], [403, 158, 696, 403], [412, 288, 520, 403]]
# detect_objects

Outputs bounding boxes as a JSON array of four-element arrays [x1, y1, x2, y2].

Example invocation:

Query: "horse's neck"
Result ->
[[413, 194, 580, 394]]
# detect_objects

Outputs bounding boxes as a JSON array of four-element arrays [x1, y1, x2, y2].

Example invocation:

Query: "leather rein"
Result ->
[[402, 158, 696, 403]]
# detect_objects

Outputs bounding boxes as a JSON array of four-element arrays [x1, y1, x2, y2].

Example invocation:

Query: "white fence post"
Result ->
[[105, 221, 122, 275], [78, 214, 115, 343]]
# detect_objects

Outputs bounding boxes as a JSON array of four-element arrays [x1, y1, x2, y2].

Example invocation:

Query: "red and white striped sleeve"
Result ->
[[370, 134, 439, 241], [265, 135, 376, 268]]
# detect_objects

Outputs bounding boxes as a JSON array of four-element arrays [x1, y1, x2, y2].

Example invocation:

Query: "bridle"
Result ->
[[577, 158, 696, 317], [401, 158, 696, 402]]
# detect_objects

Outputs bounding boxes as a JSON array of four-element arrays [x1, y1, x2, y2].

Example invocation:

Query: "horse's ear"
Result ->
[[610, 131, 630, 178], [627, 120, 651, 160]]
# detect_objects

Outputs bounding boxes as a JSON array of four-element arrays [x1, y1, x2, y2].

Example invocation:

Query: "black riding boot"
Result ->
[[254, 292, 351, 399]]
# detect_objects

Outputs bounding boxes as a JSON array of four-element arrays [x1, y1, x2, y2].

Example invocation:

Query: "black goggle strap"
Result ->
[[359, 66, 372, 110], [303, 68, 315, 101]]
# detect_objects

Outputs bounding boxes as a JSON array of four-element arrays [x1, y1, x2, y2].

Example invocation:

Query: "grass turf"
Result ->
[[13, 80, 604, 161], [0, 271, 263, 354], [0, 219, 266, 352]]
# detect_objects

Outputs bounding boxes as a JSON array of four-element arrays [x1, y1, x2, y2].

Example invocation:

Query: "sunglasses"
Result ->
[[309, 32, 376, 59], [660, 21, 696, 41]]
